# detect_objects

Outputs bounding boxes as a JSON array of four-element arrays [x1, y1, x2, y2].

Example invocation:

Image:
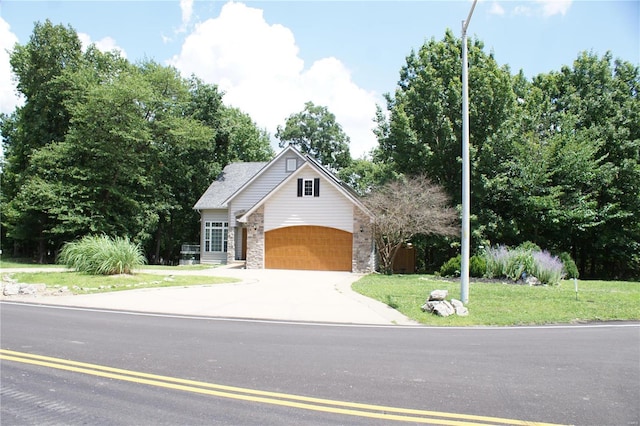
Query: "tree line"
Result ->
[[1, 20, 273, 263], [2, 23, 638, 279], [359, 30, 638, 280]]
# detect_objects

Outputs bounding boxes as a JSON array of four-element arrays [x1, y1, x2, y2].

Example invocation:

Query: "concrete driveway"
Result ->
[[1, 267, 416, 325]]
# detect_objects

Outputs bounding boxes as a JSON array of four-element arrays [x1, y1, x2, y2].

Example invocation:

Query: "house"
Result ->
[[193, 146, 375, 273]]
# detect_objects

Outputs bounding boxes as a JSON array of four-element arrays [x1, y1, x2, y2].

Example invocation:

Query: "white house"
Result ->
[[193, 146, 375, 272]]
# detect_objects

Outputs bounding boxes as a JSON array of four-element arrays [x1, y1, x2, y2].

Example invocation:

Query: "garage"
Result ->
[[265, 226, 352, 271]]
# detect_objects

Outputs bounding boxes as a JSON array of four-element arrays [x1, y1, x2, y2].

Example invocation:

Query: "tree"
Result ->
[[375, 30, 515, 201], [220, 107, 274, 162], [276, 101, 351, 170], [538, 52, 640, 278], [337, 159, 397, 196], [363, 176, 458, 274], [1, 21, 279, 264], [2, 23, 100, 260], [372, 30, 515, 272]]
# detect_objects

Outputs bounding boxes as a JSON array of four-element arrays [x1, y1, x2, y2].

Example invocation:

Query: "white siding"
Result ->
[[264, 169, 353, 233], [200, 209, 229, 264], [228, 155, 297, 227]]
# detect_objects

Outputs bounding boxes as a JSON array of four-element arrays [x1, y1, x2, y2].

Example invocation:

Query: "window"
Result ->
[[286, 158, 297, 172], [204, 221, 228, 252], [304, 179, 314, 196], [297, 178, 320, 197]]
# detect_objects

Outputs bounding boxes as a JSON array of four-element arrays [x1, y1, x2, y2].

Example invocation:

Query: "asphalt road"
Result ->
[[1, 302, 639, 425]]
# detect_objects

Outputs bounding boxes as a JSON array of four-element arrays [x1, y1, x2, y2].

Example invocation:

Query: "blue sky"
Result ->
[[1, 1, 638, 157]]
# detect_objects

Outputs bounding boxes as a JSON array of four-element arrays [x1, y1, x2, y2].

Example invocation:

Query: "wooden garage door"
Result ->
[[265, 226, 352, 271]]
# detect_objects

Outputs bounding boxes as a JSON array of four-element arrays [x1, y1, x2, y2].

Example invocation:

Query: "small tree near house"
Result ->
[[363, 175, 458, 274]]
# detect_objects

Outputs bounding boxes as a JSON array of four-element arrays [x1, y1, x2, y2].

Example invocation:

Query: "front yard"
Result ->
[[352, 274, 640, 326], [2, 269, 239, 295]]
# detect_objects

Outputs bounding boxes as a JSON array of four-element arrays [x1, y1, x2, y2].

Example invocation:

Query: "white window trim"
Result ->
[[286, 158, 297, 172], [204, 221, 229, 253], [303, 179, 314, 197]]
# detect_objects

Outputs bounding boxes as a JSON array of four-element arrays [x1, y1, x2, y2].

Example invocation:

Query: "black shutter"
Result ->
[[297, 178, 303, 197], [314, 178, 320, 197]]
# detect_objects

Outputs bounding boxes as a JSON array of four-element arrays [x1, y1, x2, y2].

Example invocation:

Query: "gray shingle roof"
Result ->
[[193, 162, 268, 210]]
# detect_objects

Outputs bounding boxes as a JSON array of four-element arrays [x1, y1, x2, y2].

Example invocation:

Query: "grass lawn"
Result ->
[[352, 274, 640, 326], [0, 259, 64, 269], [6, 271, 240, 294]]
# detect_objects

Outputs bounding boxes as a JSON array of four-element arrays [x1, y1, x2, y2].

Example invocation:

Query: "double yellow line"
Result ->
[[1, 349, 565, 425]]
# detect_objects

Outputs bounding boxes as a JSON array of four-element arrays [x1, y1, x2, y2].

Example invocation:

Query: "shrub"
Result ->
[[517, 241, 541, 252], [469, 255, 486, 278], [58, 235, 146, 275], [559, 252, 579, 279], [438, 254, 485, 278], [438, 255, 461, 277], [504, 250, 534, 281]]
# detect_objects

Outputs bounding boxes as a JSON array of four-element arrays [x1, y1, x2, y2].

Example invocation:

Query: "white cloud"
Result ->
[[535, 0, 572, 17], [489, 1, 506, 16], [78, 33, 127, 58], [168, 1, 379, 158], [180, 0, 194, 28], [0, 17, 23, 115], [511, 0, 572, 17]]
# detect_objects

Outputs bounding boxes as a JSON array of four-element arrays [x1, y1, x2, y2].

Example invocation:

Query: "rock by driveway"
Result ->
[[1, 267, 416, 325]]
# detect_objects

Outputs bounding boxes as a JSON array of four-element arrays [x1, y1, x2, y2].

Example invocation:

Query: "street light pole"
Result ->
[[460, 0, 477, 304]]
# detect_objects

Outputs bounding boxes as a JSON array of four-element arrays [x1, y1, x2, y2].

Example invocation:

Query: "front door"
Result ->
[[241, 227, 247, 260]]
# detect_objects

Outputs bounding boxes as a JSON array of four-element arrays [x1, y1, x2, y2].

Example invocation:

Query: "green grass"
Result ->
[[142, 264, 217, 271], [7, 271, 240, 294], [352, 274, 640, 326], [0, 258, 63, 269], [1, 256, 216, 271]]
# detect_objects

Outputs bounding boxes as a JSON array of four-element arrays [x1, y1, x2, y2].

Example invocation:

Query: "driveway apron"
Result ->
[[1, 268, 416, 325]]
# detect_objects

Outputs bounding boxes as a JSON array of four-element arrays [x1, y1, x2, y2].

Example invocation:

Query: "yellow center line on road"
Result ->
[[0, 349, 566, 426]]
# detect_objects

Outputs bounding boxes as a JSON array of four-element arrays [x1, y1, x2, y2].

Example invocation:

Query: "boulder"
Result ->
[[19, 284, 37, 295], [432, 300, 455, 317], [421, 301, 437, 313], [422, 296, 469, 317], [3, 283, 20, 296], [450, 298, 469, 316], [428, 289, 449, 301], [526, 276, 541, 286]]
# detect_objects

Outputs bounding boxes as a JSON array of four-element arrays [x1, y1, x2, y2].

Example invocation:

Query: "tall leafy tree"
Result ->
[[374, 30, 515, 271], [1, 22, 276, 263], [7, 20, 82, 170], [2, 21, 83, 259], [537, 53, 640, 277], [276, 101, 351, 171], [375, 29, 515, 201], [220, 107, 274, 163]]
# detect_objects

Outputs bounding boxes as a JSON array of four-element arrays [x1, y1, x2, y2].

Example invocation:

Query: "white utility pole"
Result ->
[[460, 0, 477, 304]]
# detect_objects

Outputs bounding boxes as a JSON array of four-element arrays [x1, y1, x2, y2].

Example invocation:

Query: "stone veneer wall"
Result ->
[[352, 207, 374, 273], [226, 225, 235, 264], [245, 206, 265, 269]]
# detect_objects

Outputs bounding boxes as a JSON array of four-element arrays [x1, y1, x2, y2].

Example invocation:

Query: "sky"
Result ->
[[1, 0, 638, 158]]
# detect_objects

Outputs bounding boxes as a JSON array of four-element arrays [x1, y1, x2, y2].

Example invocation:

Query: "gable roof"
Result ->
[[222, 145, 306, 207], [194, 145, 373, 221], [193, 162, 268, 210], [236, 155, 373, 223]]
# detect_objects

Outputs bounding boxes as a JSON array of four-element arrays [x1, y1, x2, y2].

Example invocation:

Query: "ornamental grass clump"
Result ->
[[531, 251, 564, 285], [485, 245, 510, 279], [58, 235, 146, 275], [484, 245, 566, 285]]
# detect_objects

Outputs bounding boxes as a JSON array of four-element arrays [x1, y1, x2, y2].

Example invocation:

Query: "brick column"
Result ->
[[245, 206, 265, 269]]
